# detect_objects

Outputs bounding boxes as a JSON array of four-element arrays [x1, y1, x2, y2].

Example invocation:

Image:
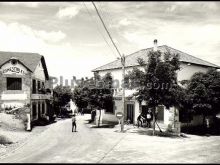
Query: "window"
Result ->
[[32, 103, 37, 119], [7, 77, 22, 90], [37, 81, 41, 93], [32, 79, 36, 94], [42, 82, 45, 89], [11, 59, 18, 65]]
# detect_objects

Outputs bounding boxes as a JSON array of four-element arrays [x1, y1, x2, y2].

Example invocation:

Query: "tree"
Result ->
[[53, 85, 73, 116], [73, 73, 114, 127], [125, 50, 181, 135], [89, 73, 113, 127], [185, 69, 220, 126]]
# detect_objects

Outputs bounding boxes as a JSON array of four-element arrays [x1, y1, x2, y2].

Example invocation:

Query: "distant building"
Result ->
[[92, 41, 220, 127], [0, 51, 53, 123]]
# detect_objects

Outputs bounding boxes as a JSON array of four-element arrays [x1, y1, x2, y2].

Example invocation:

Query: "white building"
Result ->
[[0, 51, 53, 124], [92, 42, 220, 127]]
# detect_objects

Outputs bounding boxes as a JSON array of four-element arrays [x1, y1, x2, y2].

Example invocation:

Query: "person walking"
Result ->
[[72, 114, 77, 132]]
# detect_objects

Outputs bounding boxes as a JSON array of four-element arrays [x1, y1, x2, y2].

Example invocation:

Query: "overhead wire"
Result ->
[[91, 1, 122, 58], [81, 2, 119, 59], [97, 2, 123, 52]]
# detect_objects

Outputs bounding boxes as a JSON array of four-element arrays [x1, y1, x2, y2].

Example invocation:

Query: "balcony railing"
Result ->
[[31, 93, 52, 100]]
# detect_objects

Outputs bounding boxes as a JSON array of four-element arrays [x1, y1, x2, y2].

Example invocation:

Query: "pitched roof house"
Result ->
[[0, 51, 49, 80], [0, 51, 53, 129], [92, 42, 220, 128], [93, 45, 219, 72]]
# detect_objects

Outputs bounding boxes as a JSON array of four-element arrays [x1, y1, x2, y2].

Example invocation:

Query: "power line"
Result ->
[[92, 1, 126, 132], [92, 1, 122, 58], [97, 2, 122, 52], [81, 2, 118, 59]]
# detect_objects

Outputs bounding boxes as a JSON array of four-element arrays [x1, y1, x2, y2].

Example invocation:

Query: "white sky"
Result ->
[[0, 2, 220, 81]]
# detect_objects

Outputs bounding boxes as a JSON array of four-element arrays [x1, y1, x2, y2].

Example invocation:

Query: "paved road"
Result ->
[[0, 115, 125, 163], [1, 114, 220, 163]]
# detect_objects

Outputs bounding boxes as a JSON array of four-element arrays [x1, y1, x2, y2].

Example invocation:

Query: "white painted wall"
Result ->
[[32, 61, 45, 81], [177, 63, 210, 81], [134, 100, 140, 124], [97, 66, 144, 90], [97, 63, 210, 86], [1, 93, 27, 100]]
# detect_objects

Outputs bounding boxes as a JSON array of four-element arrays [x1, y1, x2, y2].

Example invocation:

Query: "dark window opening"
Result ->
[[32, 103, 37, 119], [37, 81, 41, 93], [32, 79, 36, 94], [7, 77, 22, 90], [11, 59, 18, 65], [42, 82, 45, 89]]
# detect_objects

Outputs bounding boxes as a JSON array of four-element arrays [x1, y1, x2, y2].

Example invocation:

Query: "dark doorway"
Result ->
[[156, 105, 164, 122], [127, 104, 134, 123]]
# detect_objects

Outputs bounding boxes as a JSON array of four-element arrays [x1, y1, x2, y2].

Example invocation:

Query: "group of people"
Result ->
[[137, 109, 153, 128]]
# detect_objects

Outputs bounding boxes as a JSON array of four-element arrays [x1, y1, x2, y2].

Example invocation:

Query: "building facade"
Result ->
[[0, 51, 53, 123], [92, 43, 220, 127]]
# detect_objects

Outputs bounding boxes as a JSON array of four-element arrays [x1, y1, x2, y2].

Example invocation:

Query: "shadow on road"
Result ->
[[90, 124, 115, 129], [129, 129, 188, 138], [32, 119, 57, 128]]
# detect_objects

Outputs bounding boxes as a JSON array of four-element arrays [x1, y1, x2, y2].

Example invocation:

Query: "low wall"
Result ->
[[181, 115, 214, 127], [102, 112, 118, 123]]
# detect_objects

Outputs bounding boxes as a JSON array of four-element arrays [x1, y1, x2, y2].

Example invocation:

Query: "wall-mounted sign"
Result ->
[[2, 67, 25, 75]]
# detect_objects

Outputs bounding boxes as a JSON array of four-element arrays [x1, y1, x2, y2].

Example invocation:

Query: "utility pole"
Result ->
[[121, 55, 125, 132], [91, 1, 126, 132]]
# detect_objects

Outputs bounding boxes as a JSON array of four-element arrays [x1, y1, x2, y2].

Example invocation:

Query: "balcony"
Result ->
[[31, 88, 52, 100], [31, 93, 52, 100]]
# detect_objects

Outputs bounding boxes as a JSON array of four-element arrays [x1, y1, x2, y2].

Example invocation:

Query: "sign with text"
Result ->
[[2, 67, 25, 75], [1, 61, 27, 75]]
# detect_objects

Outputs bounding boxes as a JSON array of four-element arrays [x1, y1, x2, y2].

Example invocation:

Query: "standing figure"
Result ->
[[146, 109, 153, 128], [81, 108, 84, 116], [72, 114, 77, 132]]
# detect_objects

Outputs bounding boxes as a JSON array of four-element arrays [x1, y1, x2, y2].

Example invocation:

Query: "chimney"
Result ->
[[153, 39, 158, 51]]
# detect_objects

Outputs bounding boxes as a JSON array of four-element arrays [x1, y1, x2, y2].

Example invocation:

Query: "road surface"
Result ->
[[0, 115, 125, 163], [1, 114, 220, 163]]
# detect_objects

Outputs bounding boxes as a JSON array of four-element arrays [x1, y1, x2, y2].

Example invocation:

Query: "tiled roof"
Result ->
[[0, 51, 49, 79], [92, 45, 220, 71]]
